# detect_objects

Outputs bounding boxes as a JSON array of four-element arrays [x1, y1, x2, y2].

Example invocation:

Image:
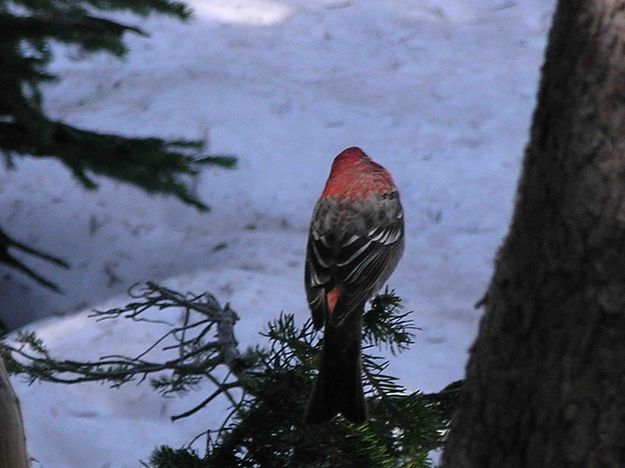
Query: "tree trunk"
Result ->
[[443, 1, 625, 466], [0, 357, 29, 468]]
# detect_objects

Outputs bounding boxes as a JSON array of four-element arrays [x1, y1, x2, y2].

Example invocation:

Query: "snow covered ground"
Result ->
[[1, 0, 555, 465]]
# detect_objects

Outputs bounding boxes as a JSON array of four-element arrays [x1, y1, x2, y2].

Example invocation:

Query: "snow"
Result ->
[[1, 0, 555, 465]]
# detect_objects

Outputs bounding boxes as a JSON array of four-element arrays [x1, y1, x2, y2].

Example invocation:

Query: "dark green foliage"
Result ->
[[0, 227, 69, 292], [0, 0, 236, 290], [0, 0, 235, 209], [2, 284, 449, 467], [149, 446, 204, 468], [207, 304, 444, 468], [364, 287, 418, 354]]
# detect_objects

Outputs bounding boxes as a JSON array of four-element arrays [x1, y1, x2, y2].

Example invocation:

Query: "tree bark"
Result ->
[[443, 1, 625, 466], [0, 357, 29, 468]]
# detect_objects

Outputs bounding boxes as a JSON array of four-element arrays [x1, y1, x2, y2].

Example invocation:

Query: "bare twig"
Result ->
[[2, 283, 256, 399]]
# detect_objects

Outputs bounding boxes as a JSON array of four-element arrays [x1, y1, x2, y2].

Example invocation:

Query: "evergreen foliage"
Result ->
[[0, 0, 236, 290], [0, 227, 69, 292], [2, 283, 449, 467]]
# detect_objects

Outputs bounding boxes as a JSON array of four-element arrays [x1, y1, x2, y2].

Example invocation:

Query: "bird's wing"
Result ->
[[333, 215, 404, 322], [305, 193, 404, 328], [305, 235, 331, 329]]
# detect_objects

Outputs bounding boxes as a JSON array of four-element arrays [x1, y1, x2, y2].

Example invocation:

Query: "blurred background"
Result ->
[[0, 0, 555, 465]]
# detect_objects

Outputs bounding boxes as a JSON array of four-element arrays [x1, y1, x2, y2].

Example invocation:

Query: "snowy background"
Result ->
[[1, 0, 555, 466]]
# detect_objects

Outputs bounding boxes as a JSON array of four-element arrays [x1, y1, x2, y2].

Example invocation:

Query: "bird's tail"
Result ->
[[304, 312, 367, 424]]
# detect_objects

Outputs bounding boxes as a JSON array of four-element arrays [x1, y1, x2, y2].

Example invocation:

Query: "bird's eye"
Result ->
[[381, 191, 398, 200]]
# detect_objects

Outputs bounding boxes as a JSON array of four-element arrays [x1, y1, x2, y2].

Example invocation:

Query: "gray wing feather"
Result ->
[[305, 192, 404, 328]]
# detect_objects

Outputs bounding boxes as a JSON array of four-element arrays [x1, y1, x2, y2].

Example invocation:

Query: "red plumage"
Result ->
[[304, 146, 404, 424]]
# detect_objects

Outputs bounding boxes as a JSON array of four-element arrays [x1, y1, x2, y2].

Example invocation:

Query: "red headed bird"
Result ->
[[304, 146, 404, 424]]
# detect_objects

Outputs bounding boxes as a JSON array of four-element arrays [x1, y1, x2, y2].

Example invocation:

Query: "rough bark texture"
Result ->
[[0, 357, 29, 468], [443, 1, 625, 466]]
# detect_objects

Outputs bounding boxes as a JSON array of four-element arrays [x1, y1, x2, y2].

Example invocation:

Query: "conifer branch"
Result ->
[[3, 283, 256, 393], [0, 0, 237, 292], [1, 284, 448, 466], [0, 226, 69, 292]]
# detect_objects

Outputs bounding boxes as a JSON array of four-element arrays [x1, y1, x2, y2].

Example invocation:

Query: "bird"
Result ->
[[303, 146, 404, 424]]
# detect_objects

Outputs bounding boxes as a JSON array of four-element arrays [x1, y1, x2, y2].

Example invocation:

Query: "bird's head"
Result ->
[[321, 147, 396, 200]]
